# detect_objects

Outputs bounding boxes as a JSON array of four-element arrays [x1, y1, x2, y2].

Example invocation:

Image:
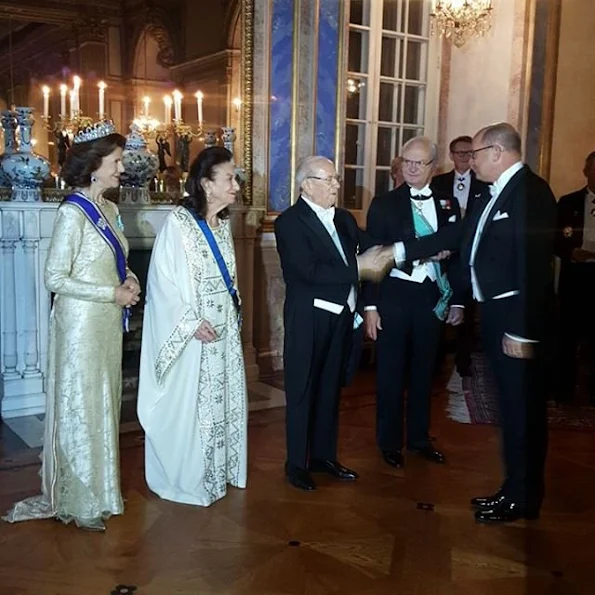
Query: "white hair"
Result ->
[[295, 156, 334, 191], [401, 136, 438, 162]]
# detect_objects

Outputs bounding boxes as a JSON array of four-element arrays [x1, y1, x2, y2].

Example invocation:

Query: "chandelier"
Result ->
[[430, 1, 493, 48]]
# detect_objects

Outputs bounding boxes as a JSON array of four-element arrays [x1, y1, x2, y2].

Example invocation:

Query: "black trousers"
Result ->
[[376, 277, 443, 452], [557, 266, 595, 400], [454, 298, 476, 374], [285, 307, 352, 469], [479, 300, 548, 509]]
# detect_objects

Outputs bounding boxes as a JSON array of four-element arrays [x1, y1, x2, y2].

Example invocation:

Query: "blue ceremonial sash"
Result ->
[[412, 207, 453, 321], [63, 193, 131, 332], [187, 208, 242, 327]]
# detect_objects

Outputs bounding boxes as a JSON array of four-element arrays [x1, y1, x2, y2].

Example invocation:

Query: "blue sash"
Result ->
[[63, 193, 131, 332], [412, 207, 453, 321], [187, 208, 242, 327]]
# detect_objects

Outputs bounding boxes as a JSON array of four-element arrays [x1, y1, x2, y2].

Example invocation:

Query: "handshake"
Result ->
[[356, 245, 395, 282]]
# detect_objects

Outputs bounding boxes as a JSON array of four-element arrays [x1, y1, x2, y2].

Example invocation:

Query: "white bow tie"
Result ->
[[410, 186, 432, 198], [320, 206, 335, 225]]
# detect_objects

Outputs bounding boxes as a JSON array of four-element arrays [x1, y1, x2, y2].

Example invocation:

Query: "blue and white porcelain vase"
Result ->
[[1, 107, 51, 201], [221, 127, 235, 154], [203, 130, 218, 149], [0, 110, 17, 188], [120, 123, 159, 203]]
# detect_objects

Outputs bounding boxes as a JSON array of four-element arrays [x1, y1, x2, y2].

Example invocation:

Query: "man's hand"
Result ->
[[502, 335, 534, 359], [364, 310, 382, 341], [446, 306, 464, 326], [429, 250, 451, 262], [357, 246, 394, 282], [195, 320, 217, 342], [571, 248, 595, 263]]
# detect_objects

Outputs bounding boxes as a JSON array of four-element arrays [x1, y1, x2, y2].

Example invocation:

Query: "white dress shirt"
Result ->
[[581, 188, 595, 252], [453, 169, 472, 214], [302, 195, 357, 314]]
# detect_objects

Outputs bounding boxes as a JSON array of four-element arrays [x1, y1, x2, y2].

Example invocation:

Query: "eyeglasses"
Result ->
[[307, 175, 341, 184], [452, 150, 473, 157], [401, 159, 434, 169], [470, 145, 494, 159]]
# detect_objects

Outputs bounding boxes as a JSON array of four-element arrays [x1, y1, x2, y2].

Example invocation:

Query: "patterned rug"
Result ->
[[446, 352, 595, 430]]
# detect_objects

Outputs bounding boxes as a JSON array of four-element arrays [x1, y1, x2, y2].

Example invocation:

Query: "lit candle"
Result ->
[[195, 91, 204, 126], [233, 97, 242, 113], [98, 81, 106, 120], [163, 95, 172, 124], [42, 86, 50, 118], [173, 90, 183, 121], [60, 84, 67, 117], [143, 95, 151, 116], [72, 75, 81, 114], [69, 90, 76, 119]]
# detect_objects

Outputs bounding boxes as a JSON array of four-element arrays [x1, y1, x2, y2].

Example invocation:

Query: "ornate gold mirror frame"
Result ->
[[241, 0, 254, 206]]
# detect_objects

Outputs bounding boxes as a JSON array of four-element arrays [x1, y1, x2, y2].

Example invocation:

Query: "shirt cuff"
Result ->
[[364, 306, 377, 312], [505, 333, 538, 344], [450, 305, 465, 309], [393, 242, 405, 265]]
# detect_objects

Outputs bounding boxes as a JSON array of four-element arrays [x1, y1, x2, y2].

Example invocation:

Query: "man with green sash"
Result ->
[[364, 136, 465, 469]]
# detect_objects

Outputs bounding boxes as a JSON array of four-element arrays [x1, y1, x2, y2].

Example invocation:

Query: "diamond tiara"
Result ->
[[73, 120, 117, 144]]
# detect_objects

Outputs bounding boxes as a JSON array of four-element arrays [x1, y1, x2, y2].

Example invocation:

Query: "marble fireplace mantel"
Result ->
[[0, 199, 261, 419]]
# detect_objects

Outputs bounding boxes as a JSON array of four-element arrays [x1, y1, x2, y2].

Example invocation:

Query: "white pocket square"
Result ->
[[493, 211, 509, 221], [448, 214, 457, 223]]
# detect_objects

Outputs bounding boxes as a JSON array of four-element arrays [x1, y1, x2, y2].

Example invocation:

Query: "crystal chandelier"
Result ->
[[430, 1, 493, 48]]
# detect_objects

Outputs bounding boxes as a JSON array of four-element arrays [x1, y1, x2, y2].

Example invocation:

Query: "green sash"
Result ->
[[412, 207, 452, 321]]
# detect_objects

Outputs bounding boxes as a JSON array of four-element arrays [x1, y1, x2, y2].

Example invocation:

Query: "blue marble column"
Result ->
[[268, 0, 295, 213], [315, 0, 341, 160]]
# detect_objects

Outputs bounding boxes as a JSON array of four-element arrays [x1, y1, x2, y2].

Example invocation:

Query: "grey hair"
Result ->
[[479, 122, 522, 154], [401, 136, 438, 162], [295, 156, 334, 191]]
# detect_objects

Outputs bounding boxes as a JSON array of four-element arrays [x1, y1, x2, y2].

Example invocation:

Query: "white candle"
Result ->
[[173, 90, 182, 121], [69, 90, 76, 119], [60, 84, 67, 117], [72, 75, 81, 114], [233, 97, 242, 113], [98, 81, 106, 120], [163, 95, 172, 124], [143, 95, 151, 116], [195, 91, 204, 126], [42, 86, 50, 118]]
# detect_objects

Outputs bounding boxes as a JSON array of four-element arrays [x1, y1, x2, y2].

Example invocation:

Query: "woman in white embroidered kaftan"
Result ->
[[3, 125, 141, 532], [138, 147, 248, 506]]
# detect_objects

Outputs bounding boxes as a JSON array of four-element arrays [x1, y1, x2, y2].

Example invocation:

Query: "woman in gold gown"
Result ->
[[3, 122, 140, 531]]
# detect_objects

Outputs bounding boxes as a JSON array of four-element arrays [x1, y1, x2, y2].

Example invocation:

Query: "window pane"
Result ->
[[382, 0, 399, 31], [402, 128, 422, 147], [376, 127, 395, 166], [378, 82, 399, 122], [405, 41, 423, 80], [407, 0, 424, 36], [344, 123, 366, 166], [343, 167, 364, 209], [403, 85, 425, 125], [346, 78, 367, 119], [348, 30, 368, 73], [380, 36, 397, 77], [350, 0, 364, 25], [375, 169, 391, 196]]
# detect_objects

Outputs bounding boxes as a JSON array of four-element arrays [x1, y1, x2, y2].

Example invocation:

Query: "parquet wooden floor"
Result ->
[[0, 369, 594, 595]]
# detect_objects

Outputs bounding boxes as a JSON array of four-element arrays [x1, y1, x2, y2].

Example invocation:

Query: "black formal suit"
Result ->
[[275, 197, 373, 469], [432, 169, 489, 218], [555, 187, 595, 401], [364, 184, 463, 454], [404, 165, 557, 511], [432, 170, 490, 375]]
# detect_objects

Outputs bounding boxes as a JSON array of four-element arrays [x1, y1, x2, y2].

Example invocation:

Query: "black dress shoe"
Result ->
[[285, 463, 316, 491], [408, 445, 446, 464], [308, 459, 359, 480], [381, 450, 404, 468], [475, 499, 539, 523], [471, 491, 504, 509]]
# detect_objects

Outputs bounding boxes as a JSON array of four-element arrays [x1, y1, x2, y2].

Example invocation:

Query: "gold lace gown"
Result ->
[[3, 198, 132, 528]]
